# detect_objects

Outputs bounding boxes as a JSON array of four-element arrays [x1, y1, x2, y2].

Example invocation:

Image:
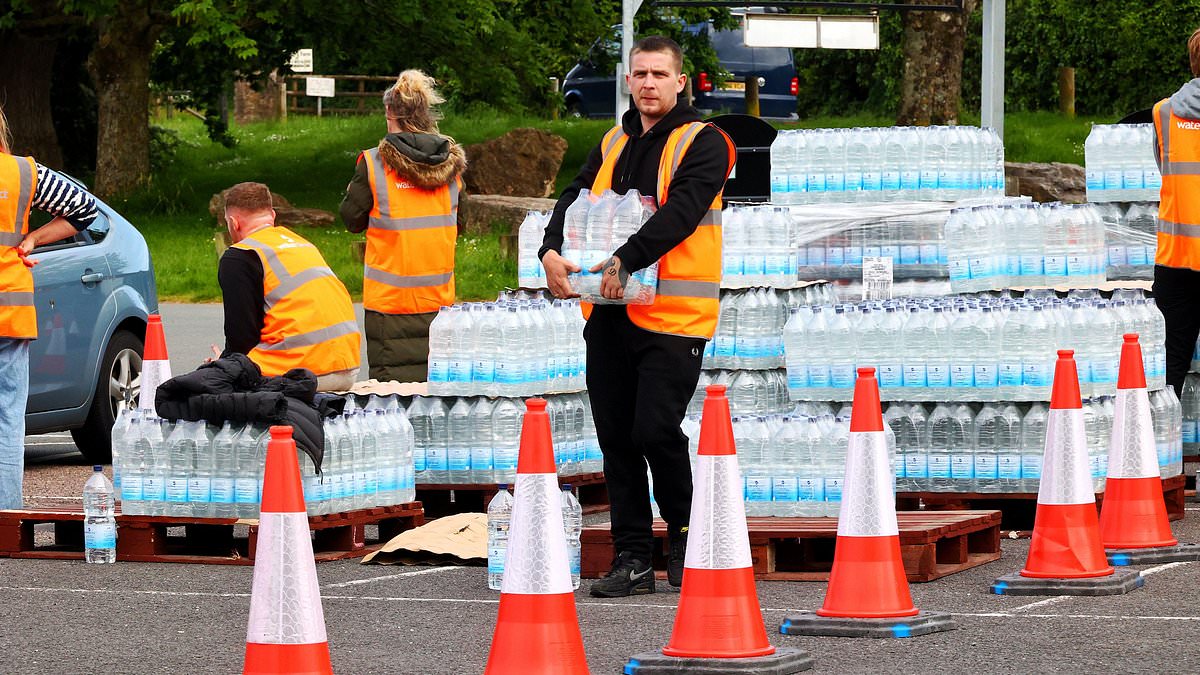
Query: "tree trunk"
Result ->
[[87, 3, 162, 198], [896, 0, 980, 126], [0, 32, 64, 168]]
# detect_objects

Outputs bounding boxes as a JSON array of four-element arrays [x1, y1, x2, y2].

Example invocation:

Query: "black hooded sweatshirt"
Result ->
[[539, 102, 731, 274]]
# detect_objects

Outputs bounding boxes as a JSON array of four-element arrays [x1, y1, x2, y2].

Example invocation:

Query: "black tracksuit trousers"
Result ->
[[584, 306, 705, 562], [1153, 264, 1200, 397]]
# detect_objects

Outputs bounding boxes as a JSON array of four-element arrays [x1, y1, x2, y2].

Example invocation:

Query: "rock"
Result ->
[[463, 128, 568, 198], [1004, 161, 1086, 204], [209, 188, 335, 228], [457, 193, 557, 237]]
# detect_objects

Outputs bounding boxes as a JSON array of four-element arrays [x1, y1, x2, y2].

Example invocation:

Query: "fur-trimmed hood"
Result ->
[[378, 132, 466, 189]]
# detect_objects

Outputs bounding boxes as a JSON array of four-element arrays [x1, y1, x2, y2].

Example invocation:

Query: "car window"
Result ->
[[85, 211, 110, 244], [587, 27, 621, 76]]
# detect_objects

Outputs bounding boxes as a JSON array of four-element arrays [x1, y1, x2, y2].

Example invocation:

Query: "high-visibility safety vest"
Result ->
[[1154, 98, 1200, 270], [231, 226, 361, 377], [361, 147, 459, 315], [0, 154, 38, 339], [585, 122, 736, 339]]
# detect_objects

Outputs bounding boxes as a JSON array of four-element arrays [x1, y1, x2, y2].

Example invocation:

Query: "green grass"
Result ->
[[120, 110, 1100, 303]]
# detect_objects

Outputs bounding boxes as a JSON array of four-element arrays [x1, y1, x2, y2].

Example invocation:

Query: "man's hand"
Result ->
[[541, 250, 581, 299], [204, 344, 222, 364], [590, 255, 627, 300], [15, 235, 38, 268]]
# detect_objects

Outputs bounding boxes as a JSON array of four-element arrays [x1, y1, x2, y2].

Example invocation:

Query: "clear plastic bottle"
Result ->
[[1020, 403, 1048, 493], [139, 417, 168, 516], [118, 411, 145, 513], [234, 424, 265, 517], [487, 485, 514, 590], [83, 466, 117, 563], [561, 484, 583, 589], [210, 421, 238, 518], [972, 404, 1002, 493], [426, 307, 453, 394]]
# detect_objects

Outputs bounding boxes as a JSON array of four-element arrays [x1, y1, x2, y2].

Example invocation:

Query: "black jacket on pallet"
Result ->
[[154, 354, 344, 470]]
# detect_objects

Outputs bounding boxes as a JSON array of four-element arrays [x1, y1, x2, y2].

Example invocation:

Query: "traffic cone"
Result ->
[[1099, 334, 1200, 564], [484, 398, 588, 675], [244, 426, 332, 675], [139, 314, 172, 413], [781, 368, 955, 639], [625, 385, 813, 674], [991, 350, 1144, 596]]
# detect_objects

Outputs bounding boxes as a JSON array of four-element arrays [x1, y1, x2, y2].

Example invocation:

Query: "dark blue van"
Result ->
[[562, 22, 798, 120]]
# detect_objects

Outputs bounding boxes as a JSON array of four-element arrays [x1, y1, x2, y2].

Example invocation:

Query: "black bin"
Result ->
[[707, 113, 778, 204]]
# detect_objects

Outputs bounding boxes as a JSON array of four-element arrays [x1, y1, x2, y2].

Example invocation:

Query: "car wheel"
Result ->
[[71, 329, 143, 463], [565, 100, 584, 119]]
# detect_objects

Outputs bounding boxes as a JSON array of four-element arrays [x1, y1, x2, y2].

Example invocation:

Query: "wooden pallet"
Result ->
[[417, 471, 609, 518], [897, 474, 1187, 534], [0, 502, 424, 565], [581, 510, 1002, 583]]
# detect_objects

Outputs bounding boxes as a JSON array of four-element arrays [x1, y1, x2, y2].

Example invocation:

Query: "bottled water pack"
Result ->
[[1084, 123, 1161, 203], [517, 210, 553, 288], [559, 189, 660, 304], [721, 205, 798, 288], [689, 370, 791, 418], [1094, 201, 1158, 281]]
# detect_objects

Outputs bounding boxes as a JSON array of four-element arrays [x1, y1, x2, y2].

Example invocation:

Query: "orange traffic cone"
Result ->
[[625, 385, 813, 674], [484, 398, 588, 675], [244, 426, 332, 675], [139, 314, 172, 413], [1100, 334, 1200, 564], [781, 368, 954, 639], [991, 350, 1143, 596]]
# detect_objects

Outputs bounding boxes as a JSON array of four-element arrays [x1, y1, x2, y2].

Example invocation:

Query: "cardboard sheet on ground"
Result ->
[[361, 512, 486, 566]]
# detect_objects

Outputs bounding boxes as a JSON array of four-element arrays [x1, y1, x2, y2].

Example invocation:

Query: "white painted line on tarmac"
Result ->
[[953, 612, 1200, 621], [324, 566, 457, 588], [1140, 561, 1193, 577], [1008, 596, 1072, 612]]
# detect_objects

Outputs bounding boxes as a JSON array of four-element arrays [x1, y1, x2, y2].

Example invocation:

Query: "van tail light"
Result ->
[[698, 72, 713, 93], [790, 77, 799, 96]]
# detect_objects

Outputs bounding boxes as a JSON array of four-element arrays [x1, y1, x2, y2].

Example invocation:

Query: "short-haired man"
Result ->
[[219, 182, 361, 390], [1153, 27, 1200, 397], [541, 36, 735, 597]]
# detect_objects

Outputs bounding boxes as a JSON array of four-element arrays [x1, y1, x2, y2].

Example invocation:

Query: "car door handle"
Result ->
[[80, 272, 105, 284]]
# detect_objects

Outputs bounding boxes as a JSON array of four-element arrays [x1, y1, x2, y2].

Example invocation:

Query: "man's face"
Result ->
[[626, 49, 685, 121]]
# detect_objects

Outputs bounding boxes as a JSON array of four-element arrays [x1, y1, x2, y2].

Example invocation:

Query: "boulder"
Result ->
[[209, 189, 336, 229], [457, 193, 557, 238], [1004, 161, 1086, 204], [463, 128, 568, 198]]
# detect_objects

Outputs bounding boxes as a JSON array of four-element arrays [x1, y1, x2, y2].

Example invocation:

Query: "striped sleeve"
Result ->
[[31, 164, 99, 231]]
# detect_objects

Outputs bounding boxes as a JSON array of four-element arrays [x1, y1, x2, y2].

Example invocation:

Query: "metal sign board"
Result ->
[[289, 49, 314, 73], [305, 76, 335, 98]]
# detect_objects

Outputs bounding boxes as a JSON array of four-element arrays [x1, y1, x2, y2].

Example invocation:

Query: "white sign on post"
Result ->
[[862, 256, 894, 301], [289, 49, 314, 73], [305, 77, 335, 98]]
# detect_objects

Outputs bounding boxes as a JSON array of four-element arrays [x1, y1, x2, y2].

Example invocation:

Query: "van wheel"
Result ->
[[72, 329, 143, 463], [565, 101, 584, 118]]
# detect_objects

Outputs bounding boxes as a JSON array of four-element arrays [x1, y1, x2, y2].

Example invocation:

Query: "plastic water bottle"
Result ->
[[487, 485, 514, 590], [110, 406, 138, 498], [561, 484, 583, 589], [234, 425, 265, 517], [83, 466, 117, 563], [118, 412, 145, 513], [1021, 403, 1048, 493], [210, 421, 238, 518], [427, 307, 453, 394], [972, 404, 1002, 493], [140, 418, 168, 516]]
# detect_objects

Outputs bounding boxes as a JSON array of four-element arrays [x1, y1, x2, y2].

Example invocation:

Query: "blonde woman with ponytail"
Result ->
[[0, 105, 99, 507], [339, 71, 466, 383]]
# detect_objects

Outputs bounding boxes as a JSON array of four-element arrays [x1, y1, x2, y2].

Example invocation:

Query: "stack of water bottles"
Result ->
[[783, 289, 1167, 402], [560, 189, 659, 304], [1084, 123, 1161, 203], [790, 203, 953, 282], [113, 394, 417, 519], [1180, 373, 1200, 457], [427, 291, 586, 396], [721, 205, 798, 288], [769, 126, 1005, 205], [688, 370, 791, 417], [1093, 201, 1158, 280], [885, 395, 1183, 495], [487, 483, 582, 591], [704, 288, 788, 370], [517, 210, 553, 288], [944, 201, 1108, 293], [408, 392, 601, 485]]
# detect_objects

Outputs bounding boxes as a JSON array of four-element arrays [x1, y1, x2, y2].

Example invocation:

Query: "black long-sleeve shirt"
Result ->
[[539, 103, 731, 273], [217, 247, 265, 357]]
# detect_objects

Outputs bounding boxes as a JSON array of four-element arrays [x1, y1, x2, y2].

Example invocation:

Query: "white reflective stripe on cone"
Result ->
[[684, 454, 753, 570], [837, 431, 900, 538], [246, 512, 328, 645], [138, 360, 172, 412], [1107, 388, 1159, 479], [1038, 408, 1095, 506], [502, 473, 572, 594]]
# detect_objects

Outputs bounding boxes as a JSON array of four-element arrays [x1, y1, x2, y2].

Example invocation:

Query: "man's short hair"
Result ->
[[224, 182, 274, 214], [631, 35, 683, 75], [1190, 27, 1200, 77]]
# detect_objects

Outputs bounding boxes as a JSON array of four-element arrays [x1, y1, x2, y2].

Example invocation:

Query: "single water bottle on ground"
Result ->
[[562, 484, 583, 589], [487, 485, 514, 590], [83, 466, 117, 563]]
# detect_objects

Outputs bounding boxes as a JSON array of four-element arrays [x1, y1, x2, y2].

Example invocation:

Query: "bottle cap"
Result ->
[[93, 465, 103, 472]]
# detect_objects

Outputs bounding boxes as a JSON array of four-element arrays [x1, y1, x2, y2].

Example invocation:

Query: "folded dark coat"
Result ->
[[154, 354, 344, 470]]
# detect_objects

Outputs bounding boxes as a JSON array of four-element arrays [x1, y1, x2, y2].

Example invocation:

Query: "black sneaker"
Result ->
[[667, 526, 688, 588], [589, 551, 655, 597]]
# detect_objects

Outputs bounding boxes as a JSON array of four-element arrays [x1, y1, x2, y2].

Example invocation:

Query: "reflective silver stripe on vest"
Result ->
[[698, 208, 722, 227], [368, 148, 391, 215], [235, 237, 293, 282], [12, 158, 33, 237], [364, 265, 453, 289], [0, 232, 23, 247], [367, 214, 454, 231], [450, 180, 460, 210], [255, 320, 359, 352], [656, 279, 720, 300], [1158, 218, 1200, 239], [265, 267, 338, 309], [601, 129, 627, 159], [670, 123, 706, 175], [0, 291, 35, 306]]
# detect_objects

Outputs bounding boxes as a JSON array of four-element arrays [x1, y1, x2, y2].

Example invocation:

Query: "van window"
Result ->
[[752, 46, 793, 67], [709, 29, 754, 69]]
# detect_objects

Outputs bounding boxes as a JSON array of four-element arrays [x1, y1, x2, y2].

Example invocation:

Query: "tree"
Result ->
[[896, 0, 980, 125]]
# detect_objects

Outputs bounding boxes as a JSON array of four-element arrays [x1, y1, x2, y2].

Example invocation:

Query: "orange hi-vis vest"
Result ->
[[232, 226, 361, 377], [586, 121, 735, 339], [362, 147, 459, 315], [0, 154, 37, 339], [1154, 98, 1200, 270]]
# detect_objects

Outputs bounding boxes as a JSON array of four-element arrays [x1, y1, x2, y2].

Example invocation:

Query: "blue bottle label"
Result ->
[[121, 476, 143, 503], [1022, 455, 1043, 480], [824, 478, 843, 502], [998, 454, 1022, 479], [999, 362, 1023, 387], [85, 522, 117, 549], [187, 477, 211, 504], [903, 364, 927, 388], [974, 364, 998, 388], [950, 364, 974, 388], [211, 478, 235, 504], [830, 365, 855, 389], [951, 454, 974, 479], [928, 454, 951, 478], [746, 476, 772, 502], [772, 477, 799, 502], [926, 364, 950, 388], [905, 453, 929, 479], [878, 364, 903, 388], [797, 478, 824, 502], [974, 455, 999, 479], [166, 477, 188, 503]]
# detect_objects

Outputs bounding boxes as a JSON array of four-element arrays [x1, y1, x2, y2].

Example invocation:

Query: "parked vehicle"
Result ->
[[25, 186, 158, 462], [562, 20, 798, 119]]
